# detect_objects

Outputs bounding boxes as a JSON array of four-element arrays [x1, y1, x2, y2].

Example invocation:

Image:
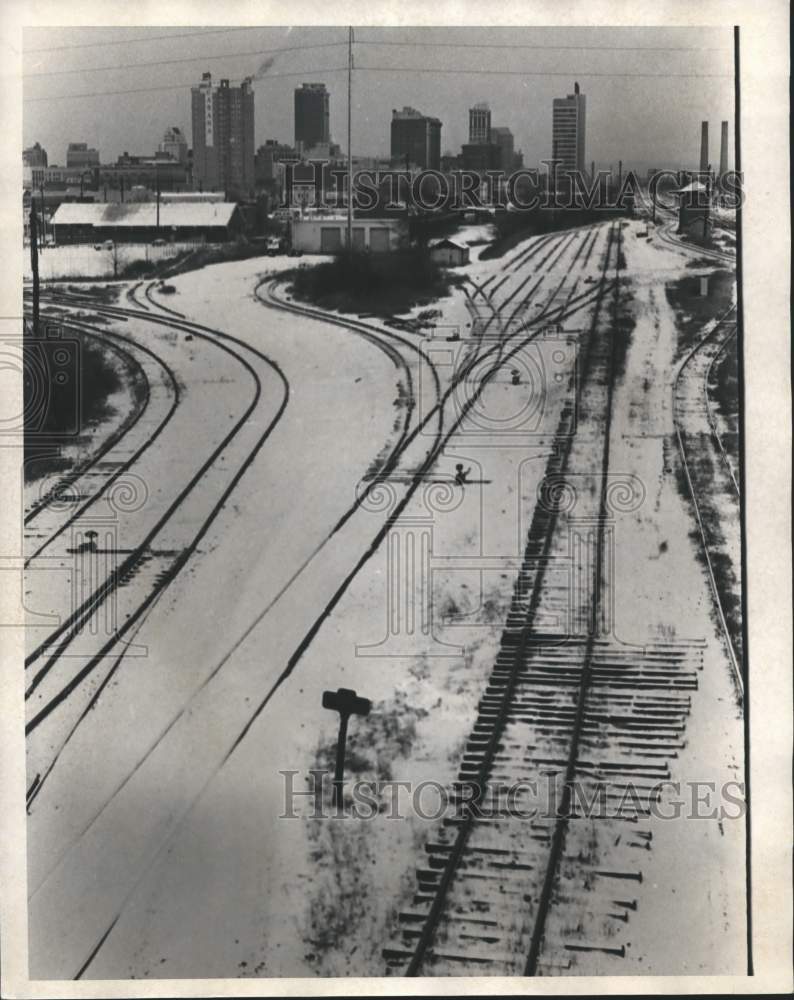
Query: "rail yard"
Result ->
[[21, 213, 744, 980]]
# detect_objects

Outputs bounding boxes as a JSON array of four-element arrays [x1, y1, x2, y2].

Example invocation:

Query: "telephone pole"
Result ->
[[29, 203, 40, 338], [346, 26, 353, 253], [39, 183, 46, 243]]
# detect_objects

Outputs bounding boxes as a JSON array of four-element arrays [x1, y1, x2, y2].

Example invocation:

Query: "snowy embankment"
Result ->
[[27, 221, 743, 980], [36, 228, 604, 979], [26, 251, 408, 978]]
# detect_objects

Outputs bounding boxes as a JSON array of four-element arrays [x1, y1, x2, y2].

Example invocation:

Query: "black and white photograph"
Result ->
[[0, 2, 790, 995]]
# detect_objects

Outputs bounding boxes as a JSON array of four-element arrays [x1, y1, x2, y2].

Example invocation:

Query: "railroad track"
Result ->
[[704, 323, 740, 495], [26, 227, 618, 798], [672, 307, 743, 693], [223, 223, 619, 750], [22, 311, 180, 566], [23, 320, 152, 528], [251, 276, 439, 471], [468, 225, 611, 350], [27, 224, 636, 979], [649, 204, 736, 265], [384, 220, 707, 977], [25, 294, 291, 805]]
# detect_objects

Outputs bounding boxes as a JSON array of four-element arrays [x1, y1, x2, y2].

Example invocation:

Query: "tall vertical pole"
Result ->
[[39, 184, 46, 244], [346, 26, 353, 253], [29, 204, 39, 338], [332, 712, 349, 810], [156, 164, 161, 231]]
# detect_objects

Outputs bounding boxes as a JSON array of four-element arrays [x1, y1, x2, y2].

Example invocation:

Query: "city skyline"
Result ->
[[23, 25, 735, 173]]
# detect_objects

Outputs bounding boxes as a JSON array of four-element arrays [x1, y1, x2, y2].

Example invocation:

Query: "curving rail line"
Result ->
[[671, 306, 743, 693], [25, 294, 291, 741], [22, 310, 181, 566]]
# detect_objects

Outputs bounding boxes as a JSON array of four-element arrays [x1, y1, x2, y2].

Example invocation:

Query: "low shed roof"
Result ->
[[429, 238, 467, 251], [51, 201, 238, 228]]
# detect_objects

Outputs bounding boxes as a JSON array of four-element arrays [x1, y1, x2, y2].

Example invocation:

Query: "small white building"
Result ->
[[429, 238, 470, 267], [291, 216, 407, 254]]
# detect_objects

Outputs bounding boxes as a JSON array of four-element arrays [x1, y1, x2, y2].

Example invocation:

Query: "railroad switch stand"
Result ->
[[322, 687, 371, 808]]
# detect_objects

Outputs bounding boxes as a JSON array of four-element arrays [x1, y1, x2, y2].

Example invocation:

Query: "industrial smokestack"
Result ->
[[719, 121, 729, 176], [700, 121, 709, 173], [574, 81, 580, 95]]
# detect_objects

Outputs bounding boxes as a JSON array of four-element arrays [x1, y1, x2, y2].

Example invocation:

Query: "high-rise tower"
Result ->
[[191, 73, 255, 198], [469, 103, 491, 144], [552, 82, 586, 174], [294, 83, 330, 152]]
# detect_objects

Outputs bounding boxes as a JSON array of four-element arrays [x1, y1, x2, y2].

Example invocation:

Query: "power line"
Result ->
[[24, 35, 731, 80], [25, 28, 734, 56], [25, 41, 347, 78], [356, 65, 733, 79], [22, 68, 349, 103], [22, 53, 733, 103], [356, 38, 733, 53], [23, 26, 257, 53]]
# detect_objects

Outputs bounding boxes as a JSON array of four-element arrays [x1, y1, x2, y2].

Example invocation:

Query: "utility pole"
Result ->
[[156, 164, 161, 231], [120, 175, 125, 203], [39, 183, 46, 244], [346, 25, 353, 254], [29, 203, 40, 338]]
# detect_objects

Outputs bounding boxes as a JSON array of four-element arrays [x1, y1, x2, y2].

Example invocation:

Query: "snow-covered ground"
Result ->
[[539, 220, 745, 975], [25, 242, 195, 281], [24, 220, 745, 980]]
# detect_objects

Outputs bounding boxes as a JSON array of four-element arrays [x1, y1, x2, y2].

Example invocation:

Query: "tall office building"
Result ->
[[23, 142, 48, 168], [552, 82, 586, 174], [66, 143, 100, 168], [294, 83, 330, 152], [490, 126, 515, 172], [160, 126, 188, 165], [191, 72, 255, 198], [469, 103, 491, 144], [390, 107, 442, 171]]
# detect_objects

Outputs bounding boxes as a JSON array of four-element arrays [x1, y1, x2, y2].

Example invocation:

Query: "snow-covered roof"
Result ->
[[430, 238, 467, 251], [51, 201, 238, 228], [674, 181, 708, 194]]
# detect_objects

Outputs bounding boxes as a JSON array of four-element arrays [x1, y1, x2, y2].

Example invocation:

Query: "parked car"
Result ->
[[151, 238, 167, 247], [265, 237, 282, 256], [103, 240, 114, 250]]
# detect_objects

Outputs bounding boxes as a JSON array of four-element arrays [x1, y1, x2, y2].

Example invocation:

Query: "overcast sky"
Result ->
[[23, 25, 736, 172]]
